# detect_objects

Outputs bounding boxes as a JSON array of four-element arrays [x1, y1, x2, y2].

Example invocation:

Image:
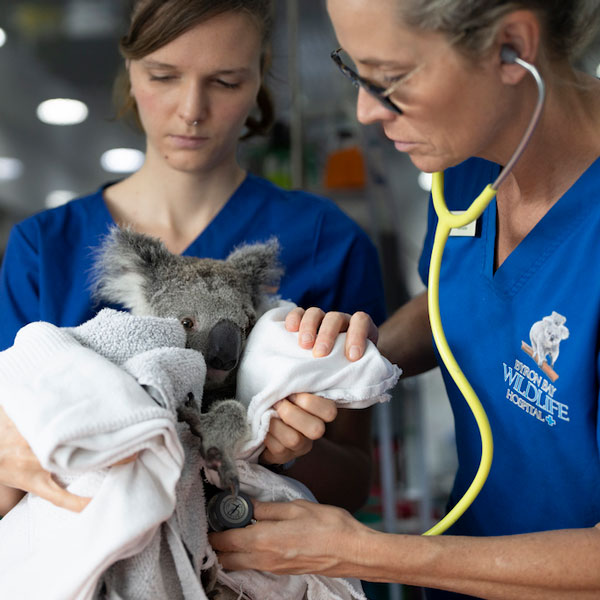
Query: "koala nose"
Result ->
[[206, 319, 242, 372]]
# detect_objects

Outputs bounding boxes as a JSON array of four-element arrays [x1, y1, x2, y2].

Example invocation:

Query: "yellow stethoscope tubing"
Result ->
[[423, 172, 497, 537], [419, 50, 545, 536]]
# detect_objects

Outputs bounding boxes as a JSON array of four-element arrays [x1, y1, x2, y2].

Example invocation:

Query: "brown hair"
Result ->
[[114, 0, 275, 138]]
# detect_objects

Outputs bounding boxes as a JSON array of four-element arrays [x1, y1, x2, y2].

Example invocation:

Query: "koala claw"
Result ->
[[204, 446, 222, 468], [204, 446, 239, 497]]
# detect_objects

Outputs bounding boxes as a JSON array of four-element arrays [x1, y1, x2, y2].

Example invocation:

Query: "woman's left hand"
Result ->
[[209, 499, 369, 577], [260, 393, 338, 466]]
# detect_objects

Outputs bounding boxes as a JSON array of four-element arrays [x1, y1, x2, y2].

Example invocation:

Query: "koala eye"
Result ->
[[181, 317, 195, 330]]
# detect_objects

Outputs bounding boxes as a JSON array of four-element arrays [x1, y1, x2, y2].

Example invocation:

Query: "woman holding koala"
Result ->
[[0, 0, 385, 517], [211, 0, 600, 598]]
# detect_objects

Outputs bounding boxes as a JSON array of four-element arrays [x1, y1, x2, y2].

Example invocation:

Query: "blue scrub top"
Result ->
[[0, 173, 386, 350], [419, 156, 600, 599]]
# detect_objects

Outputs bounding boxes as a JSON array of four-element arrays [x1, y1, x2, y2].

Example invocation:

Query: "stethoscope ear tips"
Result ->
[[500, 44, 520, 64]]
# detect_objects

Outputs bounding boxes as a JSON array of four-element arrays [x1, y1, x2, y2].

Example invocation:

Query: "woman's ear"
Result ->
[[495, 10, 541, 85]]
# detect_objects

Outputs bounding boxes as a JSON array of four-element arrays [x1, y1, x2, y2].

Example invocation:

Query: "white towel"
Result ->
[[236, 301, 402, 460], [203, 302, 402, 599], [0, 310, 206, 600], [0, 305, 400, 600]]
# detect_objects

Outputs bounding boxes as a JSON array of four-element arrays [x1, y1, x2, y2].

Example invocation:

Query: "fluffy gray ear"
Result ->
[[92, 226, 173, 313], [226, 238, 283, 303]]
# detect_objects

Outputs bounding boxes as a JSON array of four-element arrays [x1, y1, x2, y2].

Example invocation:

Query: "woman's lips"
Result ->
[[393, 141, 418, 152], [169, 135, 209, 149]]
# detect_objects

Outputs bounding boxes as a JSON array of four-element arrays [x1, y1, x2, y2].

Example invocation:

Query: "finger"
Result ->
[[266, 417, 313, 454], [297, 307, 326, 349], [313, 311, 351, 357], [252, 499, 311, 521], [344, 312, 379, 361], [284, 307, 305, 332], [288, 393, 338, 423], [112, 452, 139, 467], [260, 432, 296, 465], [33, 474, 91, 513]]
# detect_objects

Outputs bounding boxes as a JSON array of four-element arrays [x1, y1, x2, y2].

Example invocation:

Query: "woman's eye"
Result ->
[[382, 74, 406, 86], [149, 74, 175, 82], [215, 79, 240, 89], [181, 318, 195, 330]]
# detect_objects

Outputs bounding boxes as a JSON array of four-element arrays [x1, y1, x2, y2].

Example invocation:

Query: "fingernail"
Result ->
[[314, 343, 328, 357], [300, 333, 314, 346], [348, 345, 361, 361]]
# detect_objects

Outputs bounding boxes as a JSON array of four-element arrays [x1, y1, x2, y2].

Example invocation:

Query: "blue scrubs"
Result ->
[[0, 173, 386, 350], [419, 157, 600, 600]]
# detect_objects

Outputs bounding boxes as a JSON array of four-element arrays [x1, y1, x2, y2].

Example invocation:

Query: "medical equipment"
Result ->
[[424, 45, 546, 536]]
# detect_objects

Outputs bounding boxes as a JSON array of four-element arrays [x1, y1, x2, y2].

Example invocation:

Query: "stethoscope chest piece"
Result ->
[[207, 490, 254, 532]]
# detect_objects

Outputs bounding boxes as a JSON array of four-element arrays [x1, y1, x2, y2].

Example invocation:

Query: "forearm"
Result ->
[[285, 434, 371, 512], [285, 407, 373, 512], [0, 483, 24, 516], [377, 291, 437, 377], [354, 526, 600, 599]]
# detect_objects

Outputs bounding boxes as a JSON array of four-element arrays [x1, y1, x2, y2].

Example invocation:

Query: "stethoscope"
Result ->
[[424, 45, 546, 536]]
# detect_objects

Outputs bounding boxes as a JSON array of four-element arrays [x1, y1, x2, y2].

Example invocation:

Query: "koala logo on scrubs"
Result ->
[[529, 311, 569, 368]]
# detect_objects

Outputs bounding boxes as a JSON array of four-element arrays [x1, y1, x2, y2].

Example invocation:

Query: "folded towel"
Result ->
[[203, 301, 402, 599], [0, 309, 206, 600], [236, 301, 402, 460]]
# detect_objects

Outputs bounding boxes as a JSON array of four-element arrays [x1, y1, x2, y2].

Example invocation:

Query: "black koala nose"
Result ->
[[206, 319, 242, 372]]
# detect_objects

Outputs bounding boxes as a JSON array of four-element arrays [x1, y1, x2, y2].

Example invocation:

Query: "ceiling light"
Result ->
[[36, 98, 89, 125], [45, 189, 78, 208], [596, 63, 600, 79], [0, 28, 6, 48], [0, 157, 24, 181], [100, 148, 144, 173], [418, 171, 433, 192]]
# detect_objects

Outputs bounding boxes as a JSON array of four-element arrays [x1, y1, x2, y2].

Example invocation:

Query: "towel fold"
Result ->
[[236, 301, 402, 459], [0, 310, 205, 600]]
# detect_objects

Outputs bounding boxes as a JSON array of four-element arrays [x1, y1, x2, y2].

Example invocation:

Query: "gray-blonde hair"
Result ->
[[399, 0, 600, 62]]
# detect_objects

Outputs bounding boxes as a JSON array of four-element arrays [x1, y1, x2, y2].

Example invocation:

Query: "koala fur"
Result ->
[[529, 311, 569, 368], [93, 226, 282, 494]]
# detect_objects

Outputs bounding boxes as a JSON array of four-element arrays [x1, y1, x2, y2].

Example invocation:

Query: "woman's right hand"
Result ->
[[285, 307, 378, 361], [0, 407, 90, 514]]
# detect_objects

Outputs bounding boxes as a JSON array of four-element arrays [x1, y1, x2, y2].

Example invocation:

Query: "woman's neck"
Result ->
[[104, 153, 246, 254], [493, 69, 600, 268]]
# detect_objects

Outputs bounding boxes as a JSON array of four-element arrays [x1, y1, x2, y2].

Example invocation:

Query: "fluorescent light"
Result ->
[[0, 157, 24, 180], [596, 63, 600, 79], [0, 28, 6, 48], [45, 189, 78, 208], [36, 98, 89, 125], [418, 171, 433, 192], [100, 148, 144, 173]]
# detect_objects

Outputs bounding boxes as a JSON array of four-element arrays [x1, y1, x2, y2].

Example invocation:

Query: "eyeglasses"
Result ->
[[330, 48, 403, 115]]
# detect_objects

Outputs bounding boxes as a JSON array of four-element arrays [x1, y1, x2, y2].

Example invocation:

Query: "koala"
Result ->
[[93, 226, 282, 495], [529, 311, 569, 368]]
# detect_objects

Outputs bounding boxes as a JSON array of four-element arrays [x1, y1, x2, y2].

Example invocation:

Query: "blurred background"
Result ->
[[0, 1, 599, 598]]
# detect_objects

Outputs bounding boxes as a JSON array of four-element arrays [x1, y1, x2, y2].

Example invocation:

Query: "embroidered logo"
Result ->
[[502, 311, 570, 427], [520, 311, 569, 382]]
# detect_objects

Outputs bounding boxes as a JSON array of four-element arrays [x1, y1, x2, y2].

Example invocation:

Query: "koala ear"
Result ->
[[559, 325, 570, 340], [226, 238, 283, 304], [92, 226, 174, 313]]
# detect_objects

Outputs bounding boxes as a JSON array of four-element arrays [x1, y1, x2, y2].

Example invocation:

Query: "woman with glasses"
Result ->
[[211, 1, 600, 598], [0, 0, 386, 518]]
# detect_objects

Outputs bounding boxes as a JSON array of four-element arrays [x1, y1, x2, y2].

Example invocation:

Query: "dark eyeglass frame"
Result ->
[[330, 48, 403, 115]]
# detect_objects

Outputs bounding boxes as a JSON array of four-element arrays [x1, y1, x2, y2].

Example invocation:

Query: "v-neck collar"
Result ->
[[483, 156, 600, 296], [97, 173, 251, 257]]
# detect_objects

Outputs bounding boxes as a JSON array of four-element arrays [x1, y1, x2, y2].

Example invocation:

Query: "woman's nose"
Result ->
[[179, 80, 208, 126], [356, 87, 397, 126]]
